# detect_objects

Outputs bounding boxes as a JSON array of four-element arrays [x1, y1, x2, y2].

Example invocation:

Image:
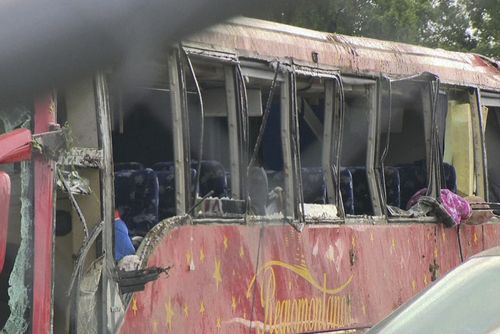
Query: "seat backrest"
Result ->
[[348, 167, 373, 215], [301, 167, 326, 204], [396, 163, 427, 209], [383, 166, 401, 208], [266, 168, 327, 204], [342, 167, 399, 214], [156, 170, 176, 220], [115, 162, 144, 172], [152, 161, 175, 173], [114, 168, 159, 236], [340, 168, 354, 215], [264, 168, 353, 214], [191, 160, 227, 198], [394, 161, 456, 209], [156, 168, 197, 220]]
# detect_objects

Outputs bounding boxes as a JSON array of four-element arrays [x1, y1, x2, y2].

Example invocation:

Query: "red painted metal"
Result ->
[[32, 95, 55, 334], [0, 171, 10, 273], [186, 18, 500, 92], [118, 221, 500, 333], [0, 128, 32, 164]]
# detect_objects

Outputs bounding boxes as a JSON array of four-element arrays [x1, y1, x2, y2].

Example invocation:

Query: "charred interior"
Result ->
[[106, 50, 495, 234]]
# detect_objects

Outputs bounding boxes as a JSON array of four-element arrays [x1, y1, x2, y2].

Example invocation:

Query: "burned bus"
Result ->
[[1, 17, 500, 333]]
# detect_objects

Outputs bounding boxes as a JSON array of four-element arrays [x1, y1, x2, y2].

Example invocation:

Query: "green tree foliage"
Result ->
[[253, 0, 499, 59], [463, 0, 499, 58], [418, 0, 476, 51]]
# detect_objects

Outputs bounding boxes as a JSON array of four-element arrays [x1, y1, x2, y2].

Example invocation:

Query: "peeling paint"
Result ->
[[325, 244, 335, 262]]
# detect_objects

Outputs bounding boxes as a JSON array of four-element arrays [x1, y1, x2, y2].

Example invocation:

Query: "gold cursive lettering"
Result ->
[[256, 266, 352, 334]]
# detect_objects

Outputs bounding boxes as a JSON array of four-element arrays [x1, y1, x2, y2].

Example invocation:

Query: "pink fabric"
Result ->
[[407, 189, 472, 225]]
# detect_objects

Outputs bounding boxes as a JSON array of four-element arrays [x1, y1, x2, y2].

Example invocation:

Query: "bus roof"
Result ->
[[186, 17, 500, 92]]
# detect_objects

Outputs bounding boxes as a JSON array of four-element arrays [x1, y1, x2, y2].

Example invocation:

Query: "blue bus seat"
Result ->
[[302, 167, 326, 204], [115, 162, 144, 171], [156, 168, 197, 220], [191, 160, 228, 198], [340, 168, 354, 215], [396, 160, 457, 209], [384, 166, 401, 208], [114, 168, 159, 236], [348, 167, 373, 215]]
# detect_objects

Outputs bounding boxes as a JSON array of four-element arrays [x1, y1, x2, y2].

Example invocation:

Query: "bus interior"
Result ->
[[1, 47, 500, 333], [103, 51, 473, 233]]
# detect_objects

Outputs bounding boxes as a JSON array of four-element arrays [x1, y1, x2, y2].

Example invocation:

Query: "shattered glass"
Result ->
[[1, 110, 31, 334], [0, 110, 30, 133], [76, 257, 103, 334], [56, 169, 91, 195], [1, 161, 31, 334]]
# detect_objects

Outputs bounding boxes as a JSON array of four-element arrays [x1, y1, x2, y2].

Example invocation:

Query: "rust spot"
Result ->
[[429, 259, 440, 281], [349, 248, 357, 266], [311, 51, 319, 64]]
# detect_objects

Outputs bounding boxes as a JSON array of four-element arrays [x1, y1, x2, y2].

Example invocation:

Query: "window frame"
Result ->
[[375, 73, 443, 218], [179, 45, 246, 214], [287, 64, 347, 221]]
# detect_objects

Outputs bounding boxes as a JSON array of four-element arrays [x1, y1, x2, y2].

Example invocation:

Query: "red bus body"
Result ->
[[117, 220, 500, 333], [1, 18, 500, 334]]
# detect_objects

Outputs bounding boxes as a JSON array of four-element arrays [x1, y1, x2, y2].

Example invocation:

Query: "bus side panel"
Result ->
[[117, 222, 500, 333], [484, 224, 500, 249], [33, 95, 55, 334]]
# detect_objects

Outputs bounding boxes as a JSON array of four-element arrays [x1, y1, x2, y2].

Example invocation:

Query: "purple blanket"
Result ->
[[407, 189, 472, 225]]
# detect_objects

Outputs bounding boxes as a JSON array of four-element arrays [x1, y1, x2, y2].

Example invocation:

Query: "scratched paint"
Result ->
[[117, 220, 500, 333]]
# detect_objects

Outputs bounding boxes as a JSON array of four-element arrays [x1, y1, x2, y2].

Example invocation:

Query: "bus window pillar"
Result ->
[[323, 79, 336, 207], [367, 83, 383, 216], [168, 49, 188, 215], [323, 78, 347, 217], [225, 66, 241, 199], [281, 74, 295, 220], [470, 88, 488, 199], [95, 72, 119, 333]]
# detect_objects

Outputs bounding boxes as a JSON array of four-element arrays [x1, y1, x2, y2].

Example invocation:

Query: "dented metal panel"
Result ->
[[117, 220, 500, 333], [186, 18, 500, 92]]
